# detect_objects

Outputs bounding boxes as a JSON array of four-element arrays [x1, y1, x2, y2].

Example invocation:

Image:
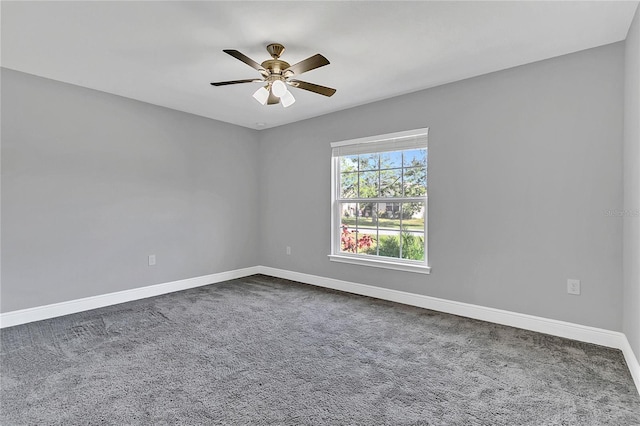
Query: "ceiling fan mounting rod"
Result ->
[[266, 43, 285, 59]]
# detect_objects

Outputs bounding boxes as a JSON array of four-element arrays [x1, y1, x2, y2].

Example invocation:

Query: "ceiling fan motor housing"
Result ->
[[261, 59, 291, 78]]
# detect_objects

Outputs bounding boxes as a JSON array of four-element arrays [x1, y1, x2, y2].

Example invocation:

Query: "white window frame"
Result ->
[[329, 128, 430, 274]]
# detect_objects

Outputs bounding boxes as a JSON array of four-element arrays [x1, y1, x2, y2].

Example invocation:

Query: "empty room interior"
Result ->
[[1, 1, 640, 424]]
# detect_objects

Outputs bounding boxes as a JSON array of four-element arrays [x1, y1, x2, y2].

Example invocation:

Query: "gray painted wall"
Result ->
[[624, 5, 640, 363], [1, 69, 260, 312], [1, 41, 630, 336], [258, 43, 625, 331]]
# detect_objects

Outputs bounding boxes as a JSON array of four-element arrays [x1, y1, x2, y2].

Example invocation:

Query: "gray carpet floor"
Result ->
[[1, 274, 639, 425]]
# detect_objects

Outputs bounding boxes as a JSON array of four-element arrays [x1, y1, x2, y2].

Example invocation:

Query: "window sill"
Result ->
[[328, 254, 431, 274]]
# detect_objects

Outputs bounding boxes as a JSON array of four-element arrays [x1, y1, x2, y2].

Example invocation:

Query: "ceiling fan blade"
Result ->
[[210, 79, 263, 86], [267, 88, 280, 105], [288, 80, 336, 97], [223, 49, 267, 74], [283, 54, 330, 76]]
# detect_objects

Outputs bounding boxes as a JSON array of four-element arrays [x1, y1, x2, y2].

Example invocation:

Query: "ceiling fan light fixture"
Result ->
[[271, 79, 287, 98], [281, 90, 295, 108], [252, 86, 269, 105], [211, 44, 335, 107]]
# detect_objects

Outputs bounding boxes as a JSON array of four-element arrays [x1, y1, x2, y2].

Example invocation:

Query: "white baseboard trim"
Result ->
[[0, 266, 260, 329], [257, 266, 640, 395], [620, 335, 640, 396]]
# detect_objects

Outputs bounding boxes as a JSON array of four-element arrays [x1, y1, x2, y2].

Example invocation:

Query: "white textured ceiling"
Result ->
[[1, 1, 638, 130]]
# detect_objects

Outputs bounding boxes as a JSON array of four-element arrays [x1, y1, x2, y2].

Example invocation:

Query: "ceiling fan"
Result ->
[[210, 43, 336, 107]]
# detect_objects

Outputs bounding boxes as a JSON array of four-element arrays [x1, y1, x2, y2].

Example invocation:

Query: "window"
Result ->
[[329, 128, 430, 274]]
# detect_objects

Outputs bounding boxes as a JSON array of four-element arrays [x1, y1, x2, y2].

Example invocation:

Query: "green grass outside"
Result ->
[[341, 217, 424, 231]]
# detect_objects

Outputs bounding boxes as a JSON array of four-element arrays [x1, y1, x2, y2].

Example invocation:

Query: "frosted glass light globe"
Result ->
[[271, 80, 287, 97], [281, 90, 295, 108], [252, 86, 269, 105]]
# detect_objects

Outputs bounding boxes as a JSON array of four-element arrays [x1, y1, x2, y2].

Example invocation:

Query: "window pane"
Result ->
[[340, 226, 357, 253], [340, 202, 357, 234], [380, 169, 402, 197], [340, 155, 359, 173], [339, 203, 358, 254], [401, 202, 425, 231], [359, 171, 379, 198], [403, 166, 427, 197], [401, 232, 425, 261], [380, 151, 403, 169], [340, 172, 358, 198], [357, 202, 377, 230], [403, 149, 427, 167], [378, 203, 401, 230], [377, 233, 401, 258], [359, 153, 378, 170], [400, 201, 425, 259], [356, 231, 378, 255]]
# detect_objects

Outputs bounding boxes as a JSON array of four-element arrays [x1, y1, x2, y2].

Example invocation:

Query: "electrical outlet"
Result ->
[[286, 246, 291, 255], [567, 279, 580, 295], [148, 254, 156, 266]]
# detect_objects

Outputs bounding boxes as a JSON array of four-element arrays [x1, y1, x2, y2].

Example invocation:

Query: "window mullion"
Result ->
[[375, 202, 380, 256], [399, 154, 404, 260], [399, 203, 403, 260], [355, 156, 360, 255]]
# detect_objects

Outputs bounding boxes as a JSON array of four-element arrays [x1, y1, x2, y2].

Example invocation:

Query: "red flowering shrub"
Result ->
[[341, 225, 374, 253], [358, 234, 373, 250], [341, 225, 356, 252]]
